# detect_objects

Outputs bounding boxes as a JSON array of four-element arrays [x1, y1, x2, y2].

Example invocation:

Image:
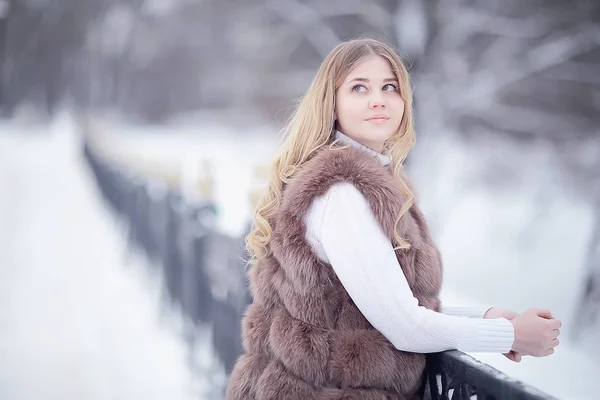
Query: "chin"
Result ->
[[372, 130, 396, 142]]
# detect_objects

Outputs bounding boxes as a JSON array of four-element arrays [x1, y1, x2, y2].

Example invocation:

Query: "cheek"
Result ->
[[335, 97, 362, 124], [397, 107, 405, 123], [391, 98, 405, 121]]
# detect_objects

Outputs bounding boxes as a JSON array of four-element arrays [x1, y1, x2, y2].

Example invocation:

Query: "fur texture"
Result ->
[[226, 146, 443, 400]]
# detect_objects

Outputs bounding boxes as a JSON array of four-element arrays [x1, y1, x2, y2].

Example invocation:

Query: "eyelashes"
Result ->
[[351, 83, 398, 93]]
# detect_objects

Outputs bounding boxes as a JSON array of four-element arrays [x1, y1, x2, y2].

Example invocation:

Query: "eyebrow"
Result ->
[[348, 77, 397, 84]]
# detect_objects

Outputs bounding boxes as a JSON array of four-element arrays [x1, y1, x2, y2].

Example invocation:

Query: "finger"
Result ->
[[504, 353, 520, 363], [545, 348, 555, 356], [535, 308, 553, 319], [551, 338, 560, 348], [548, 319, 562, 330]]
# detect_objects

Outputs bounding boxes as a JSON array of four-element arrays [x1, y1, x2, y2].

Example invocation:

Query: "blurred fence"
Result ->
[[80, 135, 557, 400]]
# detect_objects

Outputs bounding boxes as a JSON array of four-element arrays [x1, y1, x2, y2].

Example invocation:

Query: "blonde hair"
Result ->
[[246, 38, 416, 265]]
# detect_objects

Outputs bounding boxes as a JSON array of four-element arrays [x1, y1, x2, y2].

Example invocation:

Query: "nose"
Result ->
[[369, 93, 386, 109]]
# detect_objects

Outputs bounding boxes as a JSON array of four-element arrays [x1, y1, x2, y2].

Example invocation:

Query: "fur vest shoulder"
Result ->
[[226, 145, 444, 400]]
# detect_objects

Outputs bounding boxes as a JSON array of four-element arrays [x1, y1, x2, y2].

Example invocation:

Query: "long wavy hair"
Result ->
[[246, 38, 416, 265]]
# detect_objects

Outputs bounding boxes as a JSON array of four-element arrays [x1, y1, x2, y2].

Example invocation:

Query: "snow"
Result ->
[[0, 111, 598, 399], [0, 114, 212, 400]]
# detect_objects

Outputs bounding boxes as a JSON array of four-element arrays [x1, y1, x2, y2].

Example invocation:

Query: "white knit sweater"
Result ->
[[301, 131, 515, 354]]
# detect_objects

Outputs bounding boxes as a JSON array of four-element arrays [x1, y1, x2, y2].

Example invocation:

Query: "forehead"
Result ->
[[345, 56, 395, 80]]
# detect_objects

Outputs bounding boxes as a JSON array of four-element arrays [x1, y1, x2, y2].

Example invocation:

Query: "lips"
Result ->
[[366, 116, 389, 124], [366, 116, 389, 121]]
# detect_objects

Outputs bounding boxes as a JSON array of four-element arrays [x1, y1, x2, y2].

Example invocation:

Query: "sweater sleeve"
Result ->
[[441, 305, 493, 319], [305, 182, 514, 354]]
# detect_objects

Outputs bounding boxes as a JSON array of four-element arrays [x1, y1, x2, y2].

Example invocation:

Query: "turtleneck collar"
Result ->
[[334, 130, 391, 167]]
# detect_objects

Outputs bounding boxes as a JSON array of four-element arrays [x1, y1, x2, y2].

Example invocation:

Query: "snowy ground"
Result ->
[[0, 116, 214, 400], [0, 112, 598, 400]]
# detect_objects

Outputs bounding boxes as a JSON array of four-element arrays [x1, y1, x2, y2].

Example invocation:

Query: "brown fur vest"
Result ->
[[226, 146, 444, 400]]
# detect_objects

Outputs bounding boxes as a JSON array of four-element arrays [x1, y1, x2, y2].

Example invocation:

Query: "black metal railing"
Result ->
[[423, 351, 554, 399], [81, 137, 556, 400]]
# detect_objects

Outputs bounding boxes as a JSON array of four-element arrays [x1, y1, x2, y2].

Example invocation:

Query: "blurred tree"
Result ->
[[221, 0, 400, 120], [1, 0, 112, 116], [414, 0, 600, 142]]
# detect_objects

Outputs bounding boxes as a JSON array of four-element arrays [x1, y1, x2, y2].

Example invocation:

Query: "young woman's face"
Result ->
[[335, 56, 405, 152]]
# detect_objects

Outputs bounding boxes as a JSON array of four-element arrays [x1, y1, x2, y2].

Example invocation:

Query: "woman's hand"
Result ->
[[484, 307, 522, 362], [510, 309, 561, 358]]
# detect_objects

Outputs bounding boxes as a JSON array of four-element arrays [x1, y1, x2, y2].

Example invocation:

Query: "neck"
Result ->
[[334, 130, 391, 167]]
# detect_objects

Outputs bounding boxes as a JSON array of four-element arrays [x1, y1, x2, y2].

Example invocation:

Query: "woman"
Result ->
[[226, 38, 561, 400]]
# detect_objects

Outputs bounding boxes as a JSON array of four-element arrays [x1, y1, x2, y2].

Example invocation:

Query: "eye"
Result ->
[[352, 84, 367, 93], [383, 83, 397, 91]]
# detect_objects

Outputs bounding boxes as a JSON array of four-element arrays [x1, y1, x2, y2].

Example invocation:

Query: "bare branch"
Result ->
[[457, 8, 559, 39], [448, 27, 600, 113], [314, 0, 393, 30], [545, 60, 600, 85], [265, 0, 341, 59], [475, 104, 597, 139], [424, 4, 500, 70]]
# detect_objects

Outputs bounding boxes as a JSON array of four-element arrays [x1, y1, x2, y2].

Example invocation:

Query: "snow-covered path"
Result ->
[[0, 119, 205, 400]]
